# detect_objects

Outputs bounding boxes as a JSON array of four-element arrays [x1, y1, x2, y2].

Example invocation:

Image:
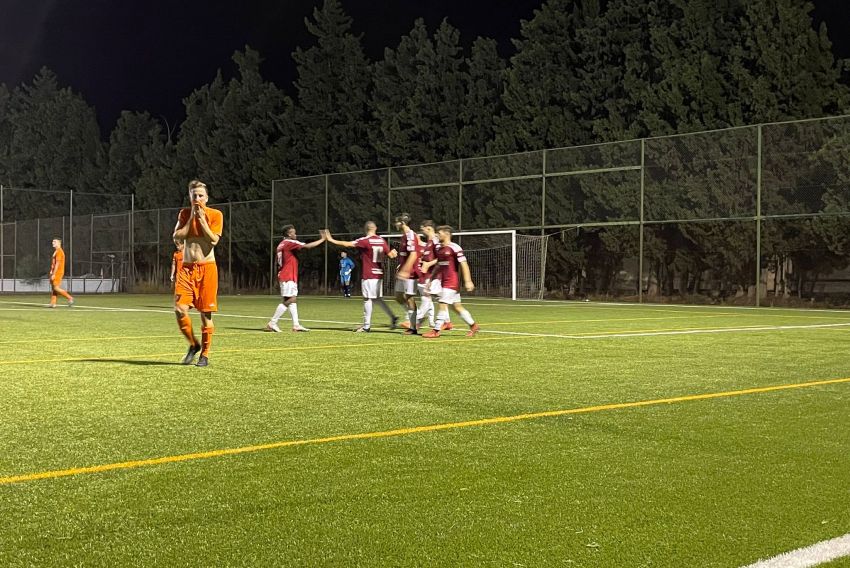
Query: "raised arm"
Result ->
[[301, 234, 327, 250], [321, 230, 356, 248]]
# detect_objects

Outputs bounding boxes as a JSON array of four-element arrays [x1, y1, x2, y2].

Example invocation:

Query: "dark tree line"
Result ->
[[1, 0, 848, 298]]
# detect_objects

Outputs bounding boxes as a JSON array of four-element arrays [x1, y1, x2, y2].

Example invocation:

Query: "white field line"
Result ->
[[741, 533, 850, 568], [480, 322, 850, 340], [0, 301, 356, 326], [4, 301, 850, 339]]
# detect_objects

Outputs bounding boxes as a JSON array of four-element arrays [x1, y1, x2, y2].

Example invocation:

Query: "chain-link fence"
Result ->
[[0, 188, 133, 293], [272, 115, 850, 306], [3, 114, 849, 304]]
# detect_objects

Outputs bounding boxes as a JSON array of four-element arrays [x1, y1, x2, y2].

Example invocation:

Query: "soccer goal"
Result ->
[[382, 229, 548, 300]]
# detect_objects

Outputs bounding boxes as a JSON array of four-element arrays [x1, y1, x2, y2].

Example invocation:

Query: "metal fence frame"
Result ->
[[2, 114, 849, 302]]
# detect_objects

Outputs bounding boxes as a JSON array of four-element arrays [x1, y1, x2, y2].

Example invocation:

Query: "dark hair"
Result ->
[[420, 219, 435, 229], [437, 225, 453, 235], [394, 212, 411, 225], [282, 224, 295, 237]]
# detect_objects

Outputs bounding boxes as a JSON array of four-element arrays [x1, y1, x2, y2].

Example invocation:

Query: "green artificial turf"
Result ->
[[0, 294, 848, 566]]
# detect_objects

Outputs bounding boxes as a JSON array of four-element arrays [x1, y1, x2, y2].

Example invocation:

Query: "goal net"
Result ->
[[382, 230, 549, 300]]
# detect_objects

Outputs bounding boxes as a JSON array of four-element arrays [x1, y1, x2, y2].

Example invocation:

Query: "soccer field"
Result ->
[[1, 294, 849, 567]]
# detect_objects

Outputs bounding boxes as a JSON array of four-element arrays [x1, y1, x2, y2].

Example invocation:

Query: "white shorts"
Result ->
[[361, 279, 383, 299], [417, 282, 429, 297], [279, 281, 298, 297], [426, 279, 443, 295], [437, 287, 461, 305], [394, 277, 417, 296]]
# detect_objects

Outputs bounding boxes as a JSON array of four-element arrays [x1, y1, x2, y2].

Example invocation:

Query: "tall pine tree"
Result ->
[[290, 0, 373, 175]]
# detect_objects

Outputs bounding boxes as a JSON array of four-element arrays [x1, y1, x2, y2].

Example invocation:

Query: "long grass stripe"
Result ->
[[2, 376, 848, 486], [740, 533, 850, 567]]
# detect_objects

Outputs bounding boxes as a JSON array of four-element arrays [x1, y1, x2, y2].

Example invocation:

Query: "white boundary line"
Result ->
[[479, 322, 850, 339], [0, 301, 357, 326], [4, 300, 850, 340], [741, 533, 850, 568]]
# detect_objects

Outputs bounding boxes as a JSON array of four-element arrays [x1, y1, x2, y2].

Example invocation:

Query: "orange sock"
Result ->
[[201, 325, 214, 356], [50, 293, 57, 305], [177, 313, 198, 347], [57, 288, 72, 301]]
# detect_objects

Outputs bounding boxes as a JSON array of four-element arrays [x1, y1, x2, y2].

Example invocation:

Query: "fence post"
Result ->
[[69, 190, 73, 294], [90, 214, 94, 277], [0, 185, 3, 292], [37, 218, 40, 267], [156, 208, 161, 282], [458, 160, 463, 230], [386, 169, 392, 232], [13, 220, 17, 293], [228, 202, 232, 294], [540, 150, 547, 296], [639, 139, 646, 304], [324, 174, 329, 295], [755, 125, 763, 308], [129, 194, 135, 289], [269, 182, 275, 294]]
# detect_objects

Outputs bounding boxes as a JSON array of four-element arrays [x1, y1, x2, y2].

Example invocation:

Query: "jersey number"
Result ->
[[372, 246, 384, 263]]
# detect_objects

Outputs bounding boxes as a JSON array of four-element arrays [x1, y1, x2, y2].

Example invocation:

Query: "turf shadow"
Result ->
[[78, 359, 185, 366]]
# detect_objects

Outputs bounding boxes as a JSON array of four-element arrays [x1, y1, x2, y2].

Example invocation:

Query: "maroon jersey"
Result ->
[[276, 239, 304, 282], [354, 235, 391, 278], [417, 236, 440, 284], [397, 228, 421, 275], [435, 242, 467, 291]]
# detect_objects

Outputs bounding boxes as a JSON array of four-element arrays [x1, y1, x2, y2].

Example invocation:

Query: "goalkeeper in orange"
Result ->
[[48, 238, 74, 307], [172, 180, 223, 367]]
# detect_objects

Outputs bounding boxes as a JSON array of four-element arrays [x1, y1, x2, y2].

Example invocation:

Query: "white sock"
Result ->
[[434, 309, 448, 331], [375, 298, 394, 319], [406, 308, 417, 330], [270, 303, 287, 324], [289, 303, 300, 327], [363, 299, 373, 328], [417, 296, 432, 325], [457, 308, 475, 326]]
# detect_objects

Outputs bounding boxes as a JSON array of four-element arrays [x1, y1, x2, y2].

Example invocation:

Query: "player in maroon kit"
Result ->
[[266, 225, 325, 332], [421, 225, 480, 338], [322, 222, 399, 332], [416, 220, 452, 330], [392, 213, 422, 335]]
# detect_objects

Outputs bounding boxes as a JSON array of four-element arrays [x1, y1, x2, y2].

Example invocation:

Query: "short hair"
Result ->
[[364, 221, 377, 231], [188, 179, 208, 192], [52, 237, 62, 243], [281, 224, 295, 237], [420, 219, 435, 229], [437, 225, 453, 235], [394, 212, 411, 225]]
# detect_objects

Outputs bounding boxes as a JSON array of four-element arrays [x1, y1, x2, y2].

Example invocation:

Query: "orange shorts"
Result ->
[[51, 273, 64, 287], [175, 262, 219, 312]]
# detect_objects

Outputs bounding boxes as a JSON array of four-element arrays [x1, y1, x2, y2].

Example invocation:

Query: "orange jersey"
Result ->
[[50, 248, 65, 282], [173, 250, 184, 272], [176, 206, 224, 240]]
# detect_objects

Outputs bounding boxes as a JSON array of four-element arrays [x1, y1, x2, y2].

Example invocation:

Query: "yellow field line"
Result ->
[[2, 376, 848, 486]]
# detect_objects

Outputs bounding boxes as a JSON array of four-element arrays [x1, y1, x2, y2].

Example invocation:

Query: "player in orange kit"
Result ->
[[172, 180, 223, 367], [169, 240, 184, 287], [48, 238, 74, 308]]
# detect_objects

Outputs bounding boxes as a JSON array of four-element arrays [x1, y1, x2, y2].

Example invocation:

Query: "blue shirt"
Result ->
[[339, 257, 355, 276]]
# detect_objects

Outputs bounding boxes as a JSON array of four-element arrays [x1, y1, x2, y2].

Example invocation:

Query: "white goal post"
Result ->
[[381, 229, 549, 300]]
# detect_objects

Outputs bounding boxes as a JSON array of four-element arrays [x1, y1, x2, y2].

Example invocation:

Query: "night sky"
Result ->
[[1, 0, 848, 131]]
